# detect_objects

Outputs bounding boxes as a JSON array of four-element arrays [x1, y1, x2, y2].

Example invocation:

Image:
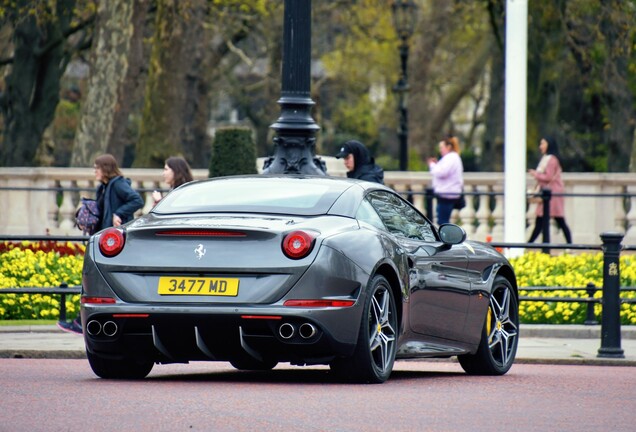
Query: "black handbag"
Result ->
[[453, 194, 466, 210]]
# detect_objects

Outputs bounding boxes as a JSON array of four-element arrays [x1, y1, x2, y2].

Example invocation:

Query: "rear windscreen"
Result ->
[[153, 177, 350, 216]]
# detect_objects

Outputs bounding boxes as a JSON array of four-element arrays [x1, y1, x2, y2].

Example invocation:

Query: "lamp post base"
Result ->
[[261, 133, 326, 175], [597, 347, 625, 359]]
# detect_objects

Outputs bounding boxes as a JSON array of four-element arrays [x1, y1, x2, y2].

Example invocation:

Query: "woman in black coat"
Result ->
[[59, 154, 143, 334], [93, 154, 144, 231]]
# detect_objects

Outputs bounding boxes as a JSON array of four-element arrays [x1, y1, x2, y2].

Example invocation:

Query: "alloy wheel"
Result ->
[[368, 285, 397, 374], [487, 285, 518, 367]]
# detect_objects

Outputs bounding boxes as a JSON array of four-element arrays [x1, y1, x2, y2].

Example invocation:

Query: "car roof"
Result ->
[[152, 175, 393, 217]]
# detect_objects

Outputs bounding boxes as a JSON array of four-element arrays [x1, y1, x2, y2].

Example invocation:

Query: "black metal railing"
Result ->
[[490, 232, 632, 359], [1, 231, 634, 359], [520, 284, 636, 323]]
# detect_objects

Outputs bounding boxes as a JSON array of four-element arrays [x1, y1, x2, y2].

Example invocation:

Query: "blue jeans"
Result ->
[[436, 199, 455, 225]]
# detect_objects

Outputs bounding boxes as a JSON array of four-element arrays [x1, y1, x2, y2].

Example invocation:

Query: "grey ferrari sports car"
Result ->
[[81, 175, 519, 383]]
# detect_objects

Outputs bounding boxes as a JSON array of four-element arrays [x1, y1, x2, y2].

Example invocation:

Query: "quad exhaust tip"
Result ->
[[278, 323, 295, 339], [86, 320, 102, 336], [103, 321, 118, 337], [299, 323, 317, 339], [86, 320, 118, 337], [278, 322, 317, 340]]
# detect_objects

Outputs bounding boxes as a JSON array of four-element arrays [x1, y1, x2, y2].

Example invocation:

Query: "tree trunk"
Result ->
[[630, 129, 636, 172], [477, 0, 504, 172], [408, 1, 494, 164], [599, 0, 635, 172], [0, 2, 75, 167], [106, 0, 150, 165], [481, 46, 505, 172], [134, 0, 210, 168], [408, 1, 453, 160], [70, 0, 148, 167]]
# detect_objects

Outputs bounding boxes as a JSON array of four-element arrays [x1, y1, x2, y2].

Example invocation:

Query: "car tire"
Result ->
[[330, 274, 398, 384], [458, 275, 519, 375], [86, 350, 154, 379], [229, 356, 278, 371]]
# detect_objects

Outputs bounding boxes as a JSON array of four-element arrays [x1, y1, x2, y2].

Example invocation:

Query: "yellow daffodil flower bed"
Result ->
[[0, 242, 84, 320], [509, 252, 636, 325], [1, 243, 635, 324]]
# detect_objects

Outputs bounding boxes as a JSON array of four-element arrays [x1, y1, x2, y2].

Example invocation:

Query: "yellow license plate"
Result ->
[[158, 277, 239, 296]]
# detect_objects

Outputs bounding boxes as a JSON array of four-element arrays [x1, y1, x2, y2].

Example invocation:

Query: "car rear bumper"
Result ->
[[81, 306, 358, 366]]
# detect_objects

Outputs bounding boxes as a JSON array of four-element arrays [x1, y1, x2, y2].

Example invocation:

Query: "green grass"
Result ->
[[0, 319, 57, 326]]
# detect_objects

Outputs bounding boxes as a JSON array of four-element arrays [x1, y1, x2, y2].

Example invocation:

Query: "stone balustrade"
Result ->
[[1, 162, 635, 245]]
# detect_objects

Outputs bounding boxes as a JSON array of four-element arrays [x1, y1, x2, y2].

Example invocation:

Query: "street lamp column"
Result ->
[[391, 0, 418, 172], [262, 0, 325, 175]]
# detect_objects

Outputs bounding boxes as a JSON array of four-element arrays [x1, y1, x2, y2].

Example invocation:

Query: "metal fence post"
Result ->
[[425, 187, 434, 222], [584, 283, 597, 325], [597, 232, 625, 358], [541, 188, 551, 253], [59, 282, 68, 322]]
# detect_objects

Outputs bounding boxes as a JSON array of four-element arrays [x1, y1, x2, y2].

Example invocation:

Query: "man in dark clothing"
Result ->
[[335, 140, 384, 184]]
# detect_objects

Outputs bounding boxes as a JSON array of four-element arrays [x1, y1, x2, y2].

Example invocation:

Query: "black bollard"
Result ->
[[597, 232, 625, 358], [540, 188, 551, 254]]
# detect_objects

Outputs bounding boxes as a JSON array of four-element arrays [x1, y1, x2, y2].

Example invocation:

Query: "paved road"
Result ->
[[1, 359, 634, 432], [3, 324, 636, 365]]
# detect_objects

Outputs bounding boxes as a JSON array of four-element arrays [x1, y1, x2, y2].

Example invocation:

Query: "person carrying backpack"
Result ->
[[60, 154, 143, 334], [93, 154, 144, 231]]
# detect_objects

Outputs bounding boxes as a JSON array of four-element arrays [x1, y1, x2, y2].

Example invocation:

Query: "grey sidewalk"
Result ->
[[1, 324, 635, 366]]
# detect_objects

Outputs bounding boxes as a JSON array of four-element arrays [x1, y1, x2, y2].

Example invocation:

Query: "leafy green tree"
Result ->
[[134, 0, 208, 168], [134, 0, 268, 168], [0, 0, 95, 167], [206, 0, 280, 159], [524, 0, 636, 172], [318, 0, 396, 157]]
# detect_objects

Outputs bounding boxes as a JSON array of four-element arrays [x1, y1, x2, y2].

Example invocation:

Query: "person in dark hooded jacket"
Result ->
[[335, 140, 384, 184], [58, 154, 143, 335], [93, 154, 144, 231]]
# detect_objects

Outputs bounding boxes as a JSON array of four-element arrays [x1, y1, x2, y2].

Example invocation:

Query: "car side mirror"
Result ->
[[438, 224, 466, 245]]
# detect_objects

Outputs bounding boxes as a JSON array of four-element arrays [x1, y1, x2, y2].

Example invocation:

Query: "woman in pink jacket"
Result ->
[[427, 135, 464, 225], [528, 136, 572, 244]]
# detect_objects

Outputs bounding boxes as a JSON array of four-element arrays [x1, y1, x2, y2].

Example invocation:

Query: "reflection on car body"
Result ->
[[81, 175, 519, 383]]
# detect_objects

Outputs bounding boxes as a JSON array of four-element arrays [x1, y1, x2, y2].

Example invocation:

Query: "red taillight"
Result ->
[[240, 315, 283, 320], [283, 299, 355, 308], [99, 228, 125, 257], [81, 297, 116, 304], [282, 230, 317, 259]]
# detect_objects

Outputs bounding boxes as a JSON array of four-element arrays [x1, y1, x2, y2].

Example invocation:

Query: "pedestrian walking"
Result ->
[[427, 134, 464, 225], [335, 140, 384, 184], [58, 154, 143, 334], [528, 136, 572, 244], [152, 156, 194, 205]]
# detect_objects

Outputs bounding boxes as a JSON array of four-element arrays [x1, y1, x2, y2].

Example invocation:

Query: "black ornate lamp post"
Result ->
[[391, 0, 418, 172], [262, 0, 325, 175]]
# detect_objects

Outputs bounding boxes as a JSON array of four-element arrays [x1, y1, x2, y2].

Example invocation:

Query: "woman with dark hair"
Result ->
[[152, 156, 194, 204], [59, 154, 143, 334], [528, 136, 572, 244], [93, 154, 144, 231], [427, 134, 464, 225]]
